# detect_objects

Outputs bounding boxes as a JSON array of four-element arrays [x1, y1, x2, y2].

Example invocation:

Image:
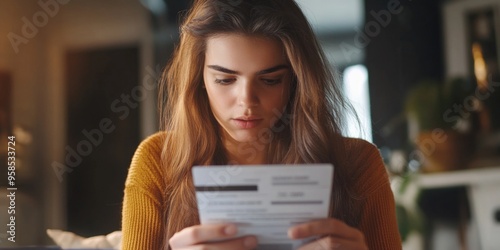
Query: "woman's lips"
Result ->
[[232, 118, 263, 129]]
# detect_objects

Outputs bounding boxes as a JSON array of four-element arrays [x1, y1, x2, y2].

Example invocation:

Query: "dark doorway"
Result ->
[[65, 45, 140, 236]]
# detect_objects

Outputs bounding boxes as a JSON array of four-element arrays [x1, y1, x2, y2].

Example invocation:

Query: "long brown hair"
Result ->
[[158, 0, 358, 248]]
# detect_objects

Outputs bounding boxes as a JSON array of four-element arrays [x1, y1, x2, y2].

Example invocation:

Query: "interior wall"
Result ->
[[45, 0, 153, 242], [0, 0, 153, 245], [0, 0, 50, 245]]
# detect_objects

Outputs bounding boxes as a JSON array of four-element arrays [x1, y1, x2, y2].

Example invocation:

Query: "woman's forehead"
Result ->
[[204, 34, 288, 72]]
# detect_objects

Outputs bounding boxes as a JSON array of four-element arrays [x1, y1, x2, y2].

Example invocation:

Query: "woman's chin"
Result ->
[[233, 135, 258, 143], [226, 129, 274, 145]]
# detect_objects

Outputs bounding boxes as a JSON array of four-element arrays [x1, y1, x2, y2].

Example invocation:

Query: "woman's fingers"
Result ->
[[288, 219, 368, 250], [174, 236, 258, 250], [169, 224, 238, 247], [297, 236, 368, 250], [288, 219, 365, 242]]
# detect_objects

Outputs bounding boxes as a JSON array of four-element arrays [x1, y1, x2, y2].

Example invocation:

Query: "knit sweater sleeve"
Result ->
[[346, 139, 402, 250], [121, 132, 166, 250]]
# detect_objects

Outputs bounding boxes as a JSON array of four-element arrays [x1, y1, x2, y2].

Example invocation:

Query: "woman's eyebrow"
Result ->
[[256, 65, 289, 75], [206, 64, 289, 75], [207, 65, 239, 74]]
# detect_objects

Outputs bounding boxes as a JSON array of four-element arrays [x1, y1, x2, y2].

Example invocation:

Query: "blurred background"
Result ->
[[0, 0, 500, 249]]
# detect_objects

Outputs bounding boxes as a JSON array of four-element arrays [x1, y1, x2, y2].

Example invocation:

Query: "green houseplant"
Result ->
[[404, 78, 475, 173]]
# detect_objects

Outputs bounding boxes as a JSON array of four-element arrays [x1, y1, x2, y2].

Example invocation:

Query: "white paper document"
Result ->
[[192, 164, 334, 250]]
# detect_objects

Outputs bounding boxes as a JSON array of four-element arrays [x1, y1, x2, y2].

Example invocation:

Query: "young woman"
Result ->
[[121, 0, 401, 249]]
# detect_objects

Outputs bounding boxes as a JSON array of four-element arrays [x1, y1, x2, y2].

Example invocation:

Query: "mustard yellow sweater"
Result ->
[[121, 132, 402, 249]]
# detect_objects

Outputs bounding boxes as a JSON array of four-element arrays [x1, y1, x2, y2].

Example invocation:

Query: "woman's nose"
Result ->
[[238, 80, 259, 107]]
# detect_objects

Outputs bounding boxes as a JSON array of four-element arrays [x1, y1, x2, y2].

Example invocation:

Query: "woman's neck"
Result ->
[[222, 137, 269, 165]]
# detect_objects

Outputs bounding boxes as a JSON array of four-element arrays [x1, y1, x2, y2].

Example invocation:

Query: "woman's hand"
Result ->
[[169, 223, 258, 250], [288, 219, 368, 250]]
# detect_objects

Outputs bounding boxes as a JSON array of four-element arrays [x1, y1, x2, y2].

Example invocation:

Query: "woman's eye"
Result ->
[[262, 78, 282, 85], [214, 78, 235, 85]]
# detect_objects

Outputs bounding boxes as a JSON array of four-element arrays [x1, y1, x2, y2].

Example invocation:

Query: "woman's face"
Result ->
[[203, 34, 292, 143]]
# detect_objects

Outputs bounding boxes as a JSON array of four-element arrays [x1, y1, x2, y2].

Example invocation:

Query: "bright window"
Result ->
[[343, 64, 372, 142]]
